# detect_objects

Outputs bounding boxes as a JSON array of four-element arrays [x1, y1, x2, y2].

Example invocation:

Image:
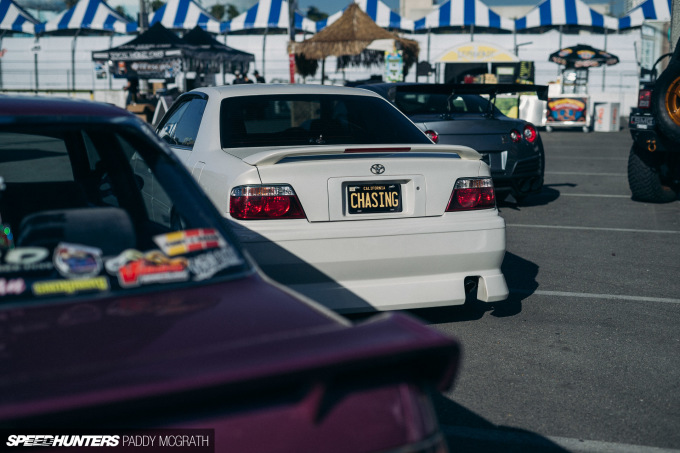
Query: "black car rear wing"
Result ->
[[389, 83, 548, 101]]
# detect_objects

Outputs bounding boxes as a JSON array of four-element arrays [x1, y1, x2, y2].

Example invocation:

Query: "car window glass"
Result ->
[[0, 133, 74, 183], [220, 94, 431, 148], [169, 99, 207, 148], [121, 138, 174, 229], [0, 125, 246, 303], [158, 101, 189, 144]]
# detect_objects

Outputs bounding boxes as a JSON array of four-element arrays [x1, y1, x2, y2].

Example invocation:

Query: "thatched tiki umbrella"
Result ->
[[289, 3, 419, 83]]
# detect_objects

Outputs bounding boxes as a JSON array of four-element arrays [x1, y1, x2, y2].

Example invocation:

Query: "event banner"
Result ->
[[546, 97, 588, 123]]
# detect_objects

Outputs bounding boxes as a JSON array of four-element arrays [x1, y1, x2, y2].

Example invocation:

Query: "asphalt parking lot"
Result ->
[[409, 127, 680, 452]]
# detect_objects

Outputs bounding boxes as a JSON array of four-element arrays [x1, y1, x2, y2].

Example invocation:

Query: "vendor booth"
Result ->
[[545, 44, 619, 132], [436, 42, 535, 85], [92, 23, 254, 95], [435, 42, 540, 120]]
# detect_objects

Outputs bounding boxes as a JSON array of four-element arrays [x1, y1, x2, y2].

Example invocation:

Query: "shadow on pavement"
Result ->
[[398, 251, 538, 325], [498, 186, 565, 210], [434, 394, 570, 453]]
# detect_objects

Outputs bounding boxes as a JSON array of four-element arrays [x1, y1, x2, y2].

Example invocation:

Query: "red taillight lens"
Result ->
[[425, 130, 439, 143], [638, 89, 651, 109], [509, 129, 521, 143], [446, 178, 496, 212], [230, 185, 306, 220], [523, 123, 537, 143]]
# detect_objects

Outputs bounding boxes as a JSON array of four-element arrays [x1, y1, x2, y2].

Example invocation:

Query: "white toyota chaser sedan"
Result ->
[[156, 84, 508, 313]]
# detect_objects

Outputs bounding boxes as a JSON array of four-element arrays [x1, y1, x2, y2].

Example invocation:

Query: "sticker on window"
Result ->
[[153, 229, 226, 257], [54, 243, 103, 279], [106, 250, 189, 287], [188, 247, 244, 281], [32, 276, 110, 296]]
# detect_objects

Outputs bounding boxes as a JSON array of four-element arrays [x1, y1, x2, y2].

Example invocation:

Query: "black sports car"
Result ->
[[359, 83, 548, 202]]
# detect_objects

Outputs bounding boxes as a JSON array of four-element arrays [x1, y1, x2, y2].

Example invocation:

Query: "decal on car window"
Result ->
[[0, 247, 53, 274], [153, 229, 227, 257], [188, 247, 244, 281], [106, 250, 189, 288], [54, 243, 103, 279], [32, 276, 110, 296], [0, 278, 26, 296]]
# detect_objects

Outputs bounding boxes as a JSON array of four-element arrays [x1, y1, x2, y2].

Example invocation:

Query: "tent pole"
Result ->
[[108, 34, 113, 90], [34, 36, 39, 93], [602, 27, 607, 91], [223, 31, 228, 85], [559, 25, 562, 49], [470, 24, 474, 42], [427, 27, 431, 83], [262, 27, 268, 78], [557, 25, 563, 76], [71, 30, 80, 94], [0, 31, 5, 91]]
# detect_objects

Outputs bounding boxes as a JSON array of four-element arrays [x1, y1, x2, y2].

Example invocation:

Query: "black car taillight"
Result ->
[[509, 129, 521, 143], [446, 178, 496, 212], [638, 89, 651, 109], [424, 130, 439, 144], [230, 185, 306, 220], [523, 123, 538, 143]]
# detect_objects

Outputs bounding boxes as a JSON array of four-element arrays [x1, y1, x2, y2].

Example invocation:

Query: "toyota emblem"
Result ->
[[370, 164, 385, 175]]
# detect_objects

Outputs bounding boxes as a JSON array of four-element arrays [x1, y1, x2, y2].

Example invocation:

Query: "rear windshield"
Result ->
[[0, 125, 247, 303], [394, 92, 499, 116], [220, 94, 432, 148]]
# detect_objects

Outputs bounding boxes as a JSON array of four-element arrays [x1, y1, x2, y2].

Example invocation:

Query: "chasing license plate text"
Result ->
[[348, 184, 402, 214]]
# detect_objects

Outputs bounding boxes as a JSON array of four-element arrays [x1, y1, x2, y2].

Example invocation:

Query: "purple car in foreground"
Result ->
[[0, 97, 460, 452]]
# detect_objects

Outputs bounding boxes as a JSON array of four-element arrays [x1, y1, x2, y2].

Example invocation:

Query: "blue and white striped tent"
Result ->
[[39, 0, 134, 34], [0, 0, 41, 34], [617, 0, 671, 30], [149, 0, 221, 33], [413, 0, 514, 32], [316, 0, 413, 32], [514, 0, 619, 31], [224, 0, 316, 33]]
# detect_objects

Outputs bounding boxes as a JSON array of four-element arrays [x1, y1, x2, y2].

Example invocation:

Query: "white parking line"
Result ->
[[507, 224, 680, 234], [558, 193, 630, 198], [545, 171, 627, 176], [441, 425, 680, 453], [510, 289, 680, 305]]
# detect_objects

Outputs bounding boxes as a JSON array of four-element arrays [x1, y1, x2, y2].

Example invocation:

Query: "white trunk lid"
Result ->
[[249, 144, 486, 222]]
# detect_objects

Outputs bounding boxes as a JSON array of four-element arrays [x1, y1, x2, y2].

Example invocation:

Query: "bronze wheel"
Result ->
[[664, 75, 680, 127], [653, 60, 680, 142]]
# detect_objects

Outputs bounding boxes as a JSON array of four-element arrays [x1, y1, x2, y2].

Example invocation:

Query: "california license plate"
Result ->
[[347, 183, 402, 214]]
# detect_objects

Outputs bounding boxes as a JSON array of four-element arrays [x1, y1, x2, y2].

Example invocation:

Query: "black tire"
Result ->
[[652, 59, 680, 143], [627, 146, 677, 203]]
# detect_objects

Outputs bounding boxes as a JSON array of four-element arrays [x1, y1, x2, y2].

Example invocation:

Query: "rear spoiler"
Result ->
[[240, 144, 481, 166], [388, 83, 549, 101]]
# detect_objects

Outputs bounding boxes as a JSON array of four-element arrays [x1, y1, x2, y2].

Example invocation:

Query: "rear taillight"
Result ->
[[230, 185, 306, 220], [446, 178, 496, 212], [509, 129, 521, 143], [523, 123, 537, 143], [638, 89, 651, 108], [424, 130, 439, 143]]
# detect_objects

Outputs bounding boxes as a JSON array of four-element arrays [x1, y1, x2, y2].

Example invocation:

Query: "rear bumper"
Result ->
[[230, 211, 508, 312], [491, 153, 544, 196]]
